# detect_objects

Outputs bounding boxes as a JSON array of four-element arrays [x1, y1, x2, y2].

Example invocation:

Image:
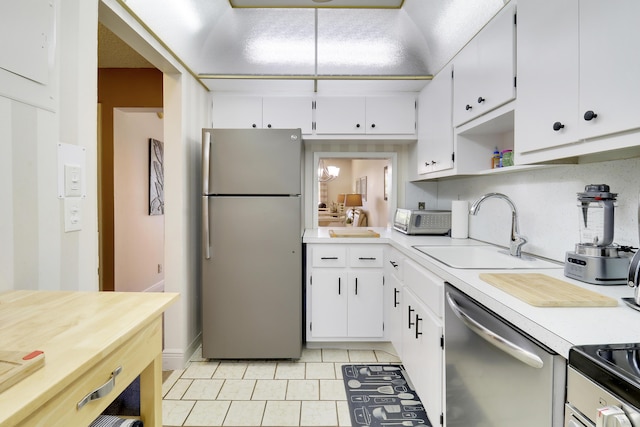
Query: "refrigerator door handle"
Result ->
[[203, 131, 211, 259], [203, 197, 211, 259], [203, 131, 211, 195]]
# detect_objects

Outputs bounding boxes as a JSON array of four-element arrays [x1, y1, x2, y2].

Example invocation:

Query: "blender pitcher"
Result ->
[[577, 184, 617, 247]]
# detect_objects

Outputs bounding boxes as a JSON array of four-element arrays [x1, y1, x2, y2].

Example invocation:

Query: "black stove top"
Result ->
[[570, 343, 640, 409]]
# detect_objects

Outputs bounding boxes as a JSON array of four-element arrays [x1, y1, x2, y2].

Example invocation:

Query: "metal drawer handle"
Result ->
[[358, 257, 377, 260], [321, 256, 339, 260], [446, 292, 543, 369], [77, 366, 122, 409]]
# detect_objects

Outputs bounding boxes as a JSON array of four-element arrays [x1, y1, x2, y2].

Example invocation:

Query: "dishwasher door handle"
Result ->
[[446, 292, 544, 369]]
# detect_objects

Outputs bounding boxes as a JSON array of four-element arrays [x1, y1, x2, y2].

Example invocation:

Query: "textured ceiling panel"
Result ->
[[402, 0, 507, 75], [317, 8, 430, 76], [197, 9, 316, 75]]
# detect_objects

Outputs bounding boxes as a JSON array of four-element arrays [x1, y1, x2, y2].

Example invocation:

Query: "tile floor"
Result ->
[[162, 346, 401, 427]]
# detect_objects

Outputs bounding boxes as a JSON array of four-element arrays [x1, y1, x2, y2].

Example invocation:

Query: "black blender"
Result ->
[[564, 184, 632, 285]]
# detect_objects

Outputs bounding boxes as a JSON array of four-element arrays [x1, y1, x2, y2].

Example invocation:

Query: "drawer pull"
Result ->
[[415, 314, 423, 339], [77, 366, 122, 410], [358, 257, 377, 261], [408, 306, 415, 328], [321, 257, 339, 260], [394, 288, 400, 307]]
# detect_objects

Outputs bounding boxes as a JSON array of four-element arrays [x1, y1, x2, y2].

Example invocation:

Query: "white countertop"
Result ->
[[303, 227, 640, 358]]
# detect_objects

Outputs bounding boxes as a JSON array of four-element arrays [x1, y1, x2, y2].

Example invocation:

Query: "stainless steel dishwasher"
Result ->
[[444, 283, 566, 426]]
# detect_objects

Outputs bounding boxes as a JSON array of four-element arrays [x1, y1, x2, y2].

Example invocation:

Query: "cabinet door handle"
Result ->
[[359, 257, 377, 261], [584, 110, 598, 121], [415, 314, 423, 339], [553, 121, 565, 131], [477, 96, 485, 104], [321, 256, 339, 260], [355, 278, 358, 295], [389, 261, 398, 268], [408, 306, 415, 328], [465, 104, 472, 111], [356, 123, 361, 128], [77, 366, 122, 409], [251, 123, 257, 128], [394, 288, 400, 307], [338, 277, 341, 295], [371, 123, 376, 128], [267, 124, 272, 128]]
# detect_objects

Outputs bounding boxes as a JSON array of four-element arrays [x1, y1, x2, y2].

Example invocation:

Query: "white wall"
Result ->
[[435, 157, 640, 262], [113, 109, 164, 293], [0, 0, 99, 292]]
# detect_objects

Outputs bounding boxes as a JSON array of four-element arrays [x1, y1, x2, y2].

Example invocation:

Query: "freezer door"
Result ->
[[202, 196, 302, 359], [202, 128, 301, 195]]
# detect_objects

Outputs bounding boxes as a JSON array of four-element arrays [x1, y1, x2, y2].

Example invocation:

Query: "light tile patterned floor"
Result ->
[[162, 347, 401, 427]]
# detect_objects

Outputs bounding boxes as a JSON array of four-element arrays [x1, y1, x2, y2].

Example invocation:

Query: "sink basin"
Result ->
[[413, 245, 562, 269]]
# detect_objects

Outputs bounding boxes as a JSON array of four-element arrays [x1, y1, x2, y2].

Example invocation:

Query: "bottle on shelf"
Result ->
[[491, 147, 501, 169]]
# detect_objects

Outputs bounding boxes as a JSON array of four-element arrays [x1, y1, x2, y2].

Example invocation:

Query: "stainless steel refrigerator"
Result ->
[[201, 128, 303, 359]]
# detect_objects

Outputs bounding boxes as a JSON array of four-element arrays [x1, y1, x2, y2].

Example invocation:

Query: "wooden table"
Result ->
[[0, 290, 179, 427]]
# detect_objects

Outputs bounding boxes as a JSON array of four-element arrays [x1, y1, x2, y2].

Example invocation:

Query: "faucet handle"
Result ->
[[510, 234, 527, 257]]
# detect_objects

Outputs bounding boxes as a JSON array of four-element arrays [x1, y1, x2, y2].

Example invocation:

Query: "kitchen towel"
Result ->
[[451, 200, 469, 239]]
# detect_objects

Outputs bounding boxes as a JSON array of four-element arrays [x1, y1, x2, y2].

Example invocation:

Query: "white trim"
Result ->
[[162, 332, 202, 370], [144, 280, 164, 293]]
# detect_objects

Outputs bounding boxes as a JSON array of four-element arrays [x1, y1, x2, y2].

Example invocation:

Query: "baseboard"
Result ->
[[144, 280, 164, 293], [162, 332, 202, 370], [305, 341, 398, 356]]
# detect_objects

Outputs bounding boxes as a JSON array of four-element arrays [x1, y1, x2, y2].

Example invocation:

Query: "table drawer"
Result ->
[[349, 246, 384, 268], [312, 245, 347, 267], [21, 317, 162, 427]]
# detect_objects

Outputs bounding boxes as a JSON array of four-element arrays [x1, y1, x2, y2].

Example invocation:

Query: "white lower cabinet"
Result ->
[[307, 244, 384, 341], [402, 259, 444, 426], [384, 247, 406, 358]]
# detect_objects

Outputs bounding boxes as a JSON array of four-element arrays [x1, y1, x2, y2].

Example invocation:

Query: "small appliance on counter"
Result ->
[[393, 208, 451, 235], [564, 184, 632, 285]]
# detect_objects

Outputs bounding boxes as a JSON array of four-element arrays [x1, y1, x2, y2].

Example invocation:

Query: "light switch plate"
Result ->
[[64, 198, 82, 232], [64, 164, 82, 197]]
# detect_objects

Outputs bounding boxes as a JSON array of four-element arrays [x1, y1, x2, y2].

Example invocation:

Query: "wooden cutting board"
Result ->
[[0, 350, 45, 394], [329, 229, 380, 238], [479, 273, 618, 307]]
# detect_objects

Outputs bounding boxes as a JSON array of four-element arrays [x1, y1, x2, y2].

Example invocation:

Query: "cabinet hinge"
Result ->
[[451, 69, 454, 79], [514, 12, 517, 26], [310, 322, 312, 331], [382, 322, 385, 331], [451, 152, 455, 162], [310, 276, 312, 285], [514, 76, 517, 88], [440, 413, 444, 426], [440, 335, 444, 349], [312, 100, 316, 109], [383, 276, 385, 286], [312, 121, 316, 131]]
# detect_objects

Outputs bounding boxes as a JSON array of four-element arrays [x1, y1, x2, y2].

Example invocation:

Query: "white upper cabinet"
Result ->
[[262, 96, 313, 134], [365, 95, 416, 135], [211, 95, 313, 133], [417, 64, 454, 175], [515, 0, 579, 152], [579, 1, 640, 140], [516, 0, 640, 161], [453, 3, 516, 127], [212, 95, 263, 129], [315, 95, 416, 135], [315, 96, 367, 134]]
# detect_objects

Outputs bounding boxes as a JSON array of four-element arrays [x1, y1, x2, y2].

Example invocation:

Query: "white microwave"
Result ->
[[393, 208, 451, 235]]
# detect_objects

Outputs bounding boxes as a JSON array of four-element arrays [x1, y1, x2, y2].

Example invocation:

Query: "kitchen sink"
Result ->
[[413, 245, 562, 269]]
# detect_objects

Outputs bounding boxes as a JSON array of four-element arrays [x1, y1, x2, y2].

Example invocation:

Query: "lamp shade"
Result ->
[[344, 193, 362, 207]]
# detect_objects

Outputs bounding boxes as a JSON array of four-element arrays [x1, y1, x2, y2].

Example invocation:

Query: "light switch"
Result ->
[[64, 198, 82, 232], [64, 164, 82, 197]]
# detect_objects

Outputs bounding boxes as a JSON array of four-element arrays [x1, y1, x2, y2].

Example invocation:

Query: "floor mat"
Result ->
[[342, 364, 432, 426]]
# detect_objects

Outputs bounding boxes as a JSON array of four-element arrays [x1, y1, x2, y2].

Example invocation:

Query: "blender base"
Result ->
[[564, 251, 631, 285]]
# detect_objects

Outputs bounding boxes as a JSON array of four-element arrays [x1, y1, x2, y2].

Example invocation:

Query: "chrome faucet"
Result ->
[[469, 193, 528, 257]]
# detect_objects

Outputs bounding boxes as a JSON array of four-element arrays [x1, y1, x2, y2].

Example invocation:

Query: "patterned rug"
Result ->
[[342, 364, 432, 426]]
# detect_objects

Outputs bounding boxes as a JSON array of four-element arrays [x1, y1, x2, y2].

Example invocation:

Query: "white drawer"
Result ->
[[349, 245, 384, 268], [404, 259, 444, 317], [312, 245, 347, 267]]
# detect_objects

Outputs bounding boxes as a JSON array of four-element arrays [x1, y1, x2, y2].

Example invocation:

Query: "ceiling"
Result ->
[[98, 0, 509, 92]]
